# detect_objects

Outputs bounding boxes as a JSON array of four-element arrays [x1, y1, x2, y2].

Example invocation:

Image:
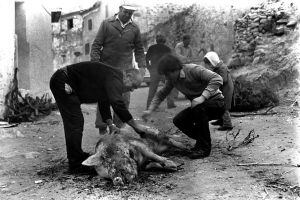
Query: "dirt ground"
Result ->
[[0, 86, 299, 200]]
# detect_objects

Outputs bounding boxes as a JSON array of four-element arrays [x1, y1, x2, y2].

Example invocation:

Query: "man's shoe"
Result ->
[[217, 126, 233, 131], [188, 149, 210, 159], [190, 141, 202, 151], [211, 120, 222, 126]]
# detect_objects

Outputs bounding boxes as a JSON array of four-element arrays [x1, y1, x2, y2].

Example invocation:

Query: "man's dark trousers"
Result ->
[[50, 69, 86, 167], [173, 99, 225, 151]]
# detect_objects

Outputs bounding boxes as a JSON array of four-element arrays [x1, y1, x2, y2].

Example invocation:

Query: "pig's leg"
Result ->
[[143, 150, 178, 171], [131, 141, 178, 171], [167, 138, 188, 150]]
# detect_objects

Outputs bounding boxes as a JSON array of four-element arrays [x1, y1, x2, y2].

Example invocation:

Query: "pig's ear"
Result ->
[[82, 154, 101, 166]]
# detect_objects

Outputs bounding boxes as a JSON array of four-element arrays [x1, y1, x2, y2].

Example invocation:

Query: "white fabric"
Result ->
[[121, 5, 137, 11], [204, 51, 220, 67]]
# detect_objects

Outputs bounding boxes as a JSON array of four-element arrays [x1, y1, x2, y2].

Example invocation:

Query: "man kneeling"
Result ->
[[50, 61, 146, 173], [142, 54, 225, 159]]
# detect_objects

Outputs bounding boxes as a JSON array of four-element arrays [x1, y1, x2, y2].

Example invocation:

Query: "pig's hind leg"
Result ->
[[131, 141, 179, 171]]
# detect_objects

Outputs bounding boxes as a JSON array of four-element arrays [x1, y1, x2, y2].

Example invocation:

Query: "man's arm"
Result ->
[[191, 66, 223, 106], [105, 75, 146, 136], [145, 47, 152, 68], [97, 99, 113, 125], [148, 80, 174, 111], [90, 21, 106, 62], [133, 27, 146, 69]]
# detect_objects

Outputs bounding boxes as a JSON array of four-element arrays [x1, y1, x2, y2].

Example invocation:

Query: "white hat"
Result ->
[[204, 51, 220, 67], [121, 4, 138, 11]]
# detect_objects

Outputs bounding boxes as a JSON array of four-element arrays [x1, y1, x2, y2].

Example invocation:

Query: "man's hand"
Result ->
[[191, 95, 206, 108], [139, 67, 146, 78], [127, 119, 146, 138], [65, 83, 73, 94], [108, 124, 120, 134], [133, 124, 146, 138], [141, 110, 152, 122]]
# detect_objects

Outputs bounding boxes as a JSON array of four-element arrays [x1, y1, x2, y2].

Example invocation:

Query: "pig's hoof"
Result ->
[[113, 177, 124, 186], [163, 160, 178, 171]]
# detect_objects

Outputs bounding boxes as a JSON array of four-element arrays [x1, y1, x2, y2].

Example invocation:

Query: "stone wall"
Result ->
[[229, 0, 298, 68], [142, 5, 241, 62], [229, 0, 300, 111]]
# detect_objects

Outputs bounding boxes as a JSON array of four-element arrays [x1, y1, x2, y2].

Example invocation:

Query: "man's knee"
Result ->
[[173, 108, 191, 127]]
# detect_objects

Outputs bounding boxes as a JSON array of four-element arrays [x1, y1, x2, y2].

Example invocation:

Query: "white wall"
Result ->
[[0, 1, 15, 118]]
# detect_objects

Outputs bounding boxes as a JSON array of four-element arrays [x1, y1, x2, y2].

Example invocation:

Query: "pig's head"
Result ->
[[82, 135, 138, 185]]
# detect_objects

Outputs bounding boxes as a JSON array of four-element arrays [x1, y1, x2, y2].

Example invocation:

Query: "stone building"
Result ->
[[0, 0, 53, 118], [0, 1, 15, 118], [52, 1, 120, 70], [15, 1, 53, 95]]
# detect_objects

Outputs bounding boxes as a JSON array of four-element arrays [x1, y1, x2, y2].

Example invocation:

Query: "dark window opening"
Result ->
[[67, 18, 74, 29], [51, 11, 61, 23], [74, 51, 82, 57], [88, 19, 92, 30], [85, 43, 90, 55], [61, 54, 66, 63]]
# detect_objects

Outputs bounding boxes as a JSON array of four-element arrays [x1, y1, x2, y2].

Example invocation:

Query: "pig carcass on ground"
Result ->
[[82, 125, 187, 185]]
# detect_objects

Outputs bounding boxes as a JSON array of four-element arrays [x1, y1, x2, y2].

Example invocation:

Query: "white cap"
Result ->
[[121, 4, 138, 11], [204, 51, 220, 67]]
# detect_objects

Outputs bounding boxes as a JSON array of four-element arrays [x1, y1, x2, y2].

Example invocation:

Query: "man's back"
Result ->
[[146, 44, 171, 68], [66, 62, 123, 103]]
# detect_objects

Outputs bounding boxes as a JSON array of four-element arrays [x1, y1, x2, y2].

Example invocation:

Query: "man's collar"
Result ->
[[115, 14, 133, 28]]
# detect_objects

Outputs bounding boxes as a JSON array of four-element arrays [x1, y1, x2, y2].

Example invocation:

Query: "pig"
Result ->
[[82, 125, 187, 185]]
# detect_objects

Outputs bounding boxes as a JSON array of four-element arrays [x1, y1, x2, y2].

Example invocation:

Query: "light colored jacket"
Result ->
[[149, 64, 224, 111], [175, 42, 193, 63]]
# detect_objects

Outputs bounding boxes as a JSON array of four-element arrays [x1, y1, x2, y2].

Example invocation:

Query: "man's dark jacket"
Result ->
[[58, 61, 133, 123], [90, 15, 145, 70]]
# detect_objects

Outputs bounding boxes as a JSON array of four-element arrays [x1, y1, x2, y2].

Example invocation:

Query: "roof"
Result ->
[[60, 1, 101, 19]]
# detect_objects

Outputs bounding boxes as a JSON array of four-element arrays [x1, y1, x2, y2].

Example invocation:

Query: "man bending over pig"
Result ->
[[142, 54, 225, 159], [50, 61, 146, 174]]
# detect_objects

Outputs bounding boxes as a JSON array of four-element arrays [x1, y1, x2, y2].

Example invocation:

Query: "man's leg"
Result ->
[[95, 104, 108, 134], [191, 104, 211, 154], [173, 107, 198, 140], [51, 92, 87, 168], [146, 70, 161, 109], [113, 91, 130, 128], [187, 100, 224, 159], [219, 110, 233, 131]]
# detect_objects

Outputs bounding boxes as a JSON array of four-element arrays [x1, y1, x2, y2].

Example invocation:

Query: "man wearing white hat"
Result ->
[[90, 3, 146, 134], [204, 52, 234, 131]]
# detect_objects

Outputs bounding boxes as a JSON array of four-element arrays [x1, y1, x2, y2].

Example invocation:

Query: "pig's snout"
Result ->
[[113, 177, 124, 186]]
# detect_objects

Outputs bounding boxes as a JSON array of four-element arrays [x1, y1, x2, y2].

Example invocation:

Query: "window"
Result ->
[[67, 18, 73, 29], [51, 11, 61, 23], [85, 43, 90, 55], [88, 19, 92, 30], [61, 54, 66, 63], [74, 51, 81, 57]]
